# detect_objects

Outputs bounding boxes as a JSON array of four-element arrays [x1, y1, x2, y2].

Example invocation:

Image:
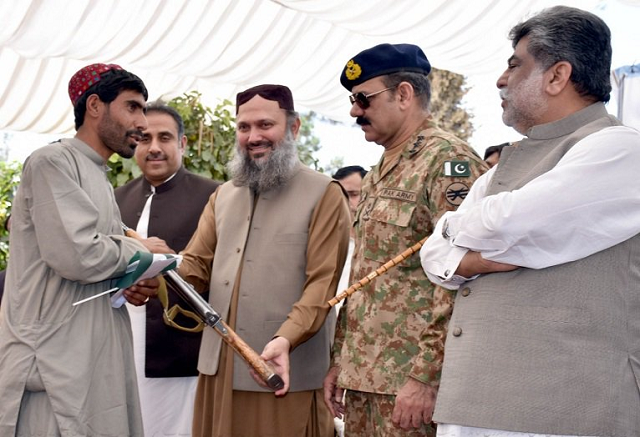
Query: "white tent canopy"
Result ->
[[0, 0, 635, 152]]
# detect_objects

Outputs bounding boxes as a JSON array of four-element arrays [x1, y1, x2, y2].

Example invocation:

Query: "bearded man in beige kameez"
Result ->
[[179, 84, 350, 437]]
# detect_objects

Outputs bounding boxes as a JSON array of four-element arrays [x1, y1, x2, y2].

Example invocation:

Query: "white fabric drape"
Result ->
[[0, 0, 602, 135]]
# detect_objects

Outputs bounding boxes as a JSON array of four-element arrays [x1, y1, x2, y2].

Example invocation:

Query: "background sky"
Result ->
[[1, 0, 638, 170]]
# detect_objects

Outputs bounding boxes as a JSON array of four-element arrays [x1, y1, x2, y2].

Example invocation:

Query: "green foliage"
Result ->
[[298, 111, 322, 171], [108, 91, 236, 186], [0, 160, 22, 270], [430, 67, 473, 142], [107, 91, 322, 186], [170, 92, 236, 182], [108, 154, 142, 187]]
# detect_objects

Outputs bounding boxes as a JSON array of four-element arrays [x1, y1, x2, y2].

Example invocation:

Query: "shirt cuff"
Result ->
[[274, 323, 302, 350], [421, 244, 471, 290]]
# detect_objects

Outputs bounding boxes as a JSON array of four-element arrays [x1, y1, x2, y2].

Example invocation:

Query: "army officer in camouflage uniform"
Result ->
[[323, 43, 488, 436]]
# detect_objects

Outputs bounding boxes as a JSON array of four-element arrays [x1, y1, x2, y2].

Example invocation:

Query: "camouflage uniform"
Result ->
[[345, 390, 436, 436], [331, 117, 487, 434]]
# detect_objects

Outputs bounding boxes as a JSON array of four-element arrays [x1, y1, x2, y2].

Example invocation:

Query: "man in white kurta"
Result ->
[[420, 7, 640, 437], [0, 63, 159, 436]]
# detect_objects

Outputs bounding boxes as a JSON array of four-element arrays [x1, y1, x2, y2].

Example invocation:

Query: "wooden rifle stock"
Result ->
[[328, 236, 428, 307], [163, 271, 284, 391], [122, 224, 284, 391]]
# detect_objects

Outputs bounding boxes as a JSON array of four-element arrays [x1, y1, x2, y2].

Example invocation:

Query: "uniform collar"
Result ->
[[372, 116, 436, 183]]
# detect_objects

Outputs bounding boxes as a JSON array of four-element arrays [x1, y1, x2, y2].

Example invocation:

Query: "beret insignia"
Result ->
[[340, 43, 431, 91], [345, 60, 362, 81]]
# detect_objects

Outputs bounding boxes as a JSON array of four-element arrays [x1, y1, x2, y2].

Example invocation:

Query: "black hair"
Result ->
[[73, 69, 148, 130], [333, 165, 368, 180], [145, 102, 185, 138], [509, 5, 612, 102], [483, 143, 509, 161]]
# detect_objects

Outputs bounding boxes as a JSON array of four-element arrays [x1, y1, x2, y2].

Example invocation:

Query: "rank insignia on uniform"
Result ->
[[444, 160, 470, 177], [445, 182, 470, 206]]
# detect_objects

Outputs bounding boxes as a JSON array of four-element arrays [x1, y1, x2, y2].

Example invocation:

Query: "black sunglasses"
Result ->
[[348, 86, 395, 109]]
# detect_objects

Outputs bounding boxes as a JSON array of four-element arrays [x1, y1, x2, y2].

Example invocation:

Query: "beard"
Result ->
[[227, 130, 299, 193], [500, 68, 548, 134], [98, 109, 141, 159]]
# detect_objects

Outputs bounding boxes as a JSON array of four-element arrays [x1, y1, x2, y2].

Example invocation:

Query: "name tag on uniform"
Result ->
[[444, 161, 470, 177], [380, 188, 417, 203]]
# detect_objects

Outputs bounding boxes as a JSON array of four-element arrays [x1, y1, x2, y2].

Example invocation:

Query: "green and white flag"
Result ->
[[110, 251, 180, 308], [72, 251, 179, 307], [443, 160, 470, 177]]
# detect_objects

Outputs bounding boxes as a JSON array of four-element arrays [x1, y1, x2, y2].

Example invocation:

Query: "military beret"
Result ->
[[236, 84, 294, 114], [68, 63, 123, 106], [340, 43, 431, 91]]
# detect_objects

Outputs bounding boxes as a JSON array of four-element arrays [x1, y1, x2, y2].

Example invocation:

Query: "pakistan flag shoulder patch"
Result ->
[[443, 160, 470, 177]]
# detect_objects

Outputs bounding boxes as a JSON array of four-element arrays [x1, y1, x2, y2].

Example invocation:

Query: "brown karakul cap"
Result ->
[[236, 84, 294, 114], [68, 63, 123, 106]]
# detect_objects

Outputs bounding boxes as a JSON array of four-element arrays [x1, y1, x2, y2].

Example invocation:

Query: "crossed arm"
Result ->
[[422, 126, 640, 288]]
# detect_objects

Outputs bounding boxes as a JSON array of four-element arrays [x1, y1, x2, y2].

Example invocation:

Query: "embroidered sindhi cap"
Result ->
[[68, 63, 123, 106], [340, 43, 431, 91], [236, 84, 294, 114]]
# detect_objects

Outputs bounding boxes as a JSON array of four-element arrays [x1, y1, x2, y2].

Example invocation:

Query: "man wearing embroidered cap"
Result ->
[[177, 84, 350, 436], [324, 44, 487, 436], [0, 63, 160, 436]]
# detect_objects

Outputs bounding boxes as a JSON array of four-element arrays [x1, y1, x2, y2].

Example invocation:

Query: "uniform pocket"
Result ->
[[369, 195, 416, 227], [362, 196, 418, 263]]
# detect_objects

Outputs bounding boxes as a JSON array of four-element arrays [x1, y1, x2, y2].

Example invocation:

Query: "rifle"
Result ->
[[163, 270, 284, 391], [122, 224, 284, 391]]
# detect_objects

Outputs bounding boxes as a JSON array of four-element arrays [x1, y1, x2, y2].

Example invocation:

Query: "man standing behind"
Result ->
[[333, 165, 367, 220], [331, 165, 367, 317], [421, 6, 640, 437], [0, 63, 159, 436], [331, 165, 367, 437], [115, 103, 219, 437], [179, 84, 350, 437], [324, 44, 487, 436], [482, 142, 509, 168]]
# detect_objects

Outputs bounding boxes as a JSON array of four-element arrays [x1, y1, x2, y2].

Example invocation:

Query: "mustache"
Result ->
[[247, 140, 274, 149], [145, 152, 167, 161], [126, 129, 144, 142], [499, 89, 508, 100], [356, 116, 371, 126]]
